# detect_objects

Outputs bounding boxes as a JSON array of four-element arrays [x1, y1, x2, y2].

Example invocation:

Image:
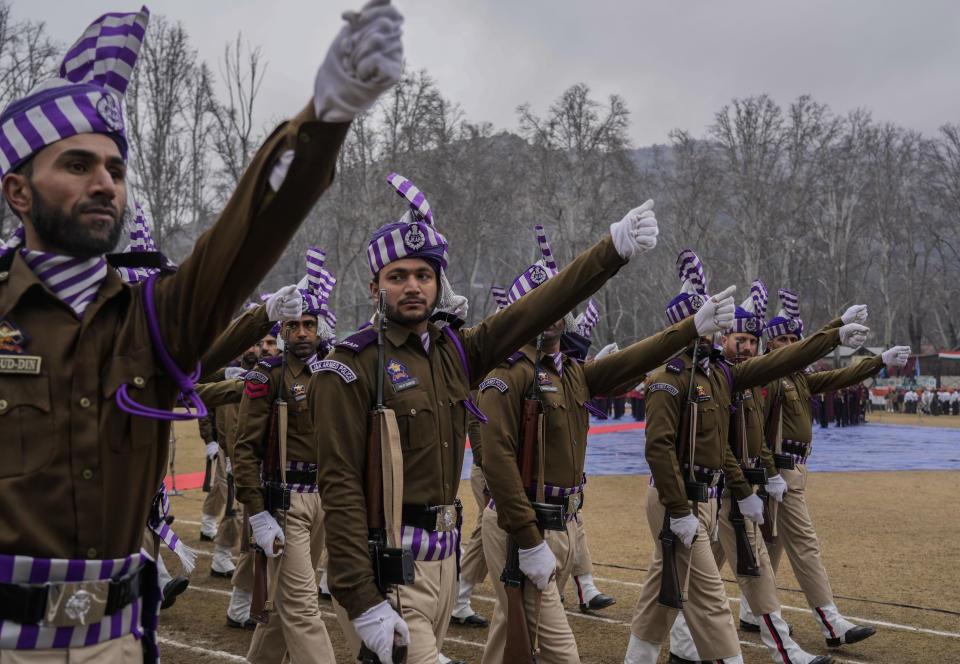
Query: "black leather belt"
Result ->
[[402, 500, 462, 532], [782, 441, 811, 456], [0, 567, 143, 625], [265, 470, 316, 485], [524, 491, 583, 514], [691, 470, 722, 487]]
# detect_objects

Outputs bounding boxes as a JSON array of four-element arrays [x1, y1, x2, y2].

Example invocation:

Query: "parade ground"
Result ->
[[156, 416, 960, 663]]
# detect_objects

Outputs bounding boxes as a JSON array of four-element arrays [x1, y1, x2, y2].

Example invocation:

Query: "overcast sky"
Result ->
[[21, 1, 960, 146]]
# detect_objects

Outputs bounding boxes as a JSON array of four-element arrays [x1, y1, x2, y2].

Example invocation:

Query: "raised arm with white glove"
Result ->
[[352, 601, 410, 664], [839, 323, 869, 349], [594, 342, 619, 360], [265, 284, 303, 322], [693, 285, 737, 336], [518, 541, 558, 590], [610, 200, 658, 259], [249, 510, 285, 557], [881, 345, 911, 367], [669, 514, 699, 548], [841, 304, 868, 325]]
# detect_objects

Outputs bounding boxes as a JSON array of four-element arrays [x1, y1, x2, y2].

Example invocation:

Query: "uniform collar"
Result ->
[[383, 316, 439, 354], [285, 351, 309, 377], [520, 342, 567, 376]]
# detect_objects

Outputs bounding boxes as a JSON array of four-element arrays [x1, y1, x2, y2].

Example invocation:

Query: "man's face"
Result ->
[[283, 314, 319, 359], [721, 333, 758, 359], [241, 343, 259, 367], [370, 258, 439, 327], [767, 334, 800, 351], [260, 334, 279, 357], [540, 319, 565, 345], [3, 134, 127, 257]]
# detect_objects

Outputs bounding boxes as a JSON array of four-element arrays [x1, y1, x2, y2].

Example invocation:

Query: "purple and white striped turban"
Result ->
[[507, 225, 560, 303], [0, 6, 149, 178], [665, 249, 708, 324], [765, 288, 803, 339], [490, 285, 509, 312], [113, 205, 176, 283], [576, 299, 600, 338], [298, 247, 337, 334], [367, 173, 449, 276], [726, 279, 768, 338]]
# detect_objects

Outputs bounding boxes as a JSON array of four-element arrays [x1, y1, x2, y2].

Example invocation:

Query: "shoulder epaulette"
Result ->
[[335, 327, 378, 353], [666, 357, 686, 374], [506, 351, 525, 365], [257, 355, 283, 369]]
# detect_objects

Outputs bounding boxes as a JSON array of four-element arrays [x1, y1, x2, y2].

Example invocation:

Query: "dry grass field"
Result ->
[[155, 419, 960, 663]]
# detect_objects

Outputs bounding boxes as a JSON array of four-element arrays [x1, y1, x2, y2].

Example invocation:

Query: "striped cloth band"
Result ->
[[400, 524, 460, 562], [577, 299, 599, 338], [0, 551, 158, 652], [765, 288, 803, 339], [489, 480, 586, 523], [490, 285, 509, 312], [550, 352, 563, 376], [507, 225, 560, 304], [0, 7, 149, 177], [275, 461, 319, 493], [22, 249, 106, 318], [665, 249, 708, 325], [146, 483, 196, 574], [420, 331, 430, 355], [781, 439, 812, 464], [301, 247, 337, 321]]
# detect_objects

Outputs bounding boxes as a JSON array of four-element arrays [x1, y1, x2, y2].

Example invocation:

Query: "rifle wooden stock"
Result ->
[[201, 456, 213, 493], [519, 398, 540, 488], [501, 538, 534, 663], [249, 546, 269, 623], [657, 512, 682, 609], [729, 500, 761, 577]]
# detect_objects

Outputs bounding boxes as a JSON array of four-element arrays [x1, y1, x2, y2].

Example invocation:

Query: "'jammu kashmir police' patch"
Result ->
[[537, 369, 559, 393], [386, 358, 419, 392], [310, 359, 357, 384], [647, 382, 679, 396], [479, 377, 509, 393], [290, 383, 307, 401], [0, 318, 41, 374], [695, 385, 711, 402]]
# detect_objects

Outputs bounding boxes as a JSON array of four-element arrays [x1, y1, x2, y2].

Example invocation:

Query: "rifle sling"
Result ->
[[379, 408, 404, 548]]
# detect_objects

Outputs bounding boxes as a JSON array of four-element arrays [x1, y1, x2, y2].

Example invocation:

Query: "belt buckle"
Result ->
[[567, 493, 582, 515], [44, 581, 109, 628], [434, 505, 457, 532]]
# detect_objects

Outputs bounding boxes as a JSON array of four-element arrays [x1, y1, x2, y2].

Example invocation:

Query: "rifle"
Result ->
[[658, 341, 705, 609], [250, 329, 290, 624], [202, 454, 214, 493], [729, 341, 761, 577], [359, 291, 412, 664], [760, 378, 790, 544], [502, 334, 547, 664], [224, 470, 237, 518]]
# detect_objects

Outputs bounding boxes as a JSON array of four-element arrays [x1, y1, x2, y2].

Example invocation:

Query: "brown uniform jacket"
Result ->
[[233, 351, 319, 514], [0, 105, 348, 560], [479, 316, 698, 548], [312, 235, 628, 619], [761, 333, 884, 449], [196, 379, 245, 411], [199, 305, 274, 382], [645, 323, 842, 518]]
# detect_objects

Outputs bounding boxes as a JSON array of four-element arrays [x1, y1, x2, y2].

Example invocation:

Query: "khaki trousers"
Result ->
[[459, 465, 489, 585], [765, 463, 834, 608], [570, 514, 592, 578], [201, 452, 227, 517], [215, 469, 242, 550], [480, 506, 579, 664], [629, 487, 740, 660], [232, 549, 254, 593], [246, 492, 333, 664], [0, 634, 140, 663], [333, 555, 458, 664]]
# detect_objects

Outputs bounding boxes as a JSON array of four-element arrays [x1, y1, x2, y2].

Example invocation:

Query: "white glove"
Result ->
[[205, 442, 219, 459], [352, 600, 410, 664], [669, 514, 699, 548], [249, 511, 285, 557], [225, 457, 232, 474], [314, 0, 403, 122], [595, 342, 619, 360], [841, 304, 868, 325], [839, 323, 869, 349], [225, 366, 246, 379], [693, 285, 737, 336], [265, 284, 302, 322], [766, 474, 788, 502], [610, 199, 658, 259], [518, 541, 557, 590], [881, 345, 910, 367], [738, 493, 765, 524]]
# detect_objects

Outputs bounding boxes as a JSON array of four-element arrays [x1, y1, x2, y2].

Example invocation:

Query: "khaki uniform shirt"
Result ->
[[645, 323, 842, 518], [233, 351, 319, 514], [312, 235, 628, 619], [479, 316, 698, 548], [0, 104, 348, 560]]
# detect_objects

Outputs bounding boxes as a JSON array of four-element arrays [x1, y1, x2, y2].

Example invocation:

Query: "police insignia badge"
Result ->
[[96, 93, 124, 132], [386, 358, 419, 392], [291, 383, 307, 401], [537, 369, 558, 392], [744, 318, 758, 332], [0, 318, 41, 375], [787, 319, 798, 332], [403, 226, 426, 251], [695, 384, 711, 402], [529, 265, 548, 285], [690, 295, 704, 310]]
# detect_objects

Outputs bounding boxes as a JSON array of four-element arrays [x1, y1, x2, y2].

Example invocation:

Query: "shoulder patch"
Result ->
[[258, 355, 283, 368], [310, 359, 357, 383], [506, 351, 525, 365], [336, 327, 378, 353], [648, 382, 680, 396], [666, 357, 686, 374], [479, 377, 509, 393], [245, 370, 269, 385]]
